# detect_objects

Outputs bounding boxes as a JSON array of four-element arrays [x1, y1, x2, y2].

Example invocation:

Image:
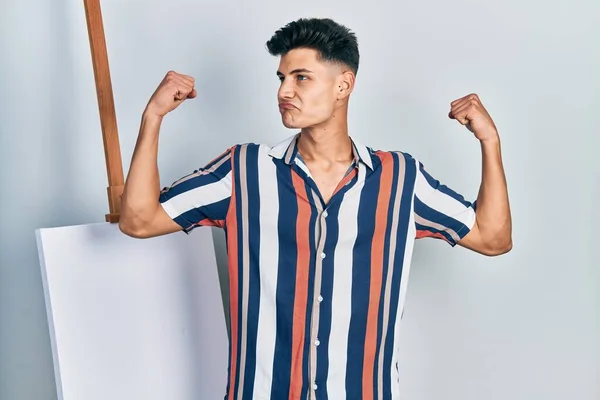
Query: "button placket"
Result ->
[[309, 204, 328, 400]]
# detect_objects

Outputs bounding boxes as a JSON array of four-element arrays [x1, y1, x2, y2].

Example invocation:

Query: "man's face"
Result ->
[[276, 48, 344, 129]]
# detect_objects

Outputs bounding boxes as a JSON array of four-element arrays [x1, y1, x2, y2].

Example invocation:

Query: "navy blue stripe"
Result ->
[[295, 162, 326, 207], [414, 196, 470, 237], [270, 159, 298, 399], [315, 200, 342, 400], [232, 145, 245, 399], [204, 147, 233, 169], [173, 214, 196, 232], [346, 163, 382, 395], [160, 155, 232, 198], [198, 197, 230, 222], [242, 144, 261, 399], [336, 170, 359, 199], [172, 197, 230, 230], [366, 151, 382, 175], [373, 153, 400, 400], [416, 222, 455, 244], [418, 162, 474, 208], [383, 154, 417, 399], [223, 222, 233, 400]]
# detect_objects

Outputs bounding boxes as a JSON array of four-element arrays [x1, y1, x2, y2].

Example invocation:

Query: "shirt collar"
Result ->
[[268, 133, 374, 170]]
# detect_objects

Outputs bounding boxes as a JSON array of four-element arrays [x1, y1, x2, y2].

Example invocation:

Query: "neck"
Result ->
[[298, 128, 353, 164], [298, 109, 353, 164]]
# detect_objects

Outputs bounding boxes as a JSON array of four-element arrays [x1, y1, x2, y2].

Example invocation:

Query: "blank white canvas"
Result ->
[[35, 222, 229, 400]]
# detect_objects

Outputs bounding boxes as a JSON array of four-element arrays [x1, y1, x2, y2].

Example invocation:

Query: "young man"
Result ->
[[119, 17, 511, 400]]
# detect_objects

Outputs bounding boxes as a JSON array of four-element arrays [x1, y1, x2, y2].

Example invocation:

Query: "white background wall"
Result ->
[[1, 0, 599, 399]]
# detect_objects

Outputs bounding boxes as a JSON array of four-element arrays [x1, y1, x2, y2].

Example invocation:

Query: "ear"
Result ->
[[336, 70, 355, 100]]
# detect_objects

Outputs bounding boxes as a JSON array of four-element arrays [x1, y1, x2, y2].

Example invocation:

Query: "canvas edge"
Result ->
[[35, 228, 65, 400]]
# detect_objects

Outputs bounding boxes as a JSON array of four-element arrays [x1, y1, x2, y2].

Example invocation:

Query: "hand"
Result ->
[[145, 71, 197, 117], [448, 93, 498, 142]]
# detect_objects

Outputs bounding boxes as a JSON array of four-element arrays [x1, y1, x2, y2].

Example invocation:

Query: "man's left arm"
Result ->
[[448, 93, 512, 256]]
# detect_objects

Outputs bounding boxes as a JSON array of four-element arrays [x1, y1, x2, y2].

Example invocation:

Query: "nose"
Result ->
[[278, 79, 294, 101]]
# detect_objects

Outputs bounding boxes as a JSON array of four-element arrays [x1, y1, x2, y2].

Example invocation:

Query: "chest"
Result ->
[[299, 160, 354, 205], [307, 169, 348, 205]]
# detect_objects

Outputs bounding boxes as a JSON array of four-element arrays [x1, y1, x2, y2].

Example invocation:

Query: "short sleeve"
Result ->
[[413, 160, 477, 246], [159, 146, 235, 234]]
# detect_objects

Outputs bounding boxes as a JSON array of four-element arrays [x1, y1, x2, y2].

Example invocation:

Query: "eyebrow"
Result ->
[[276, 68, 314, 76]]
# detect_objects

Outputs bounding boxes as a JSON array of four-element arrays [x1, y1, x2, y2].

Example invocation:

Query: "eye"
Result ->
[[297, 75, 308, 81]]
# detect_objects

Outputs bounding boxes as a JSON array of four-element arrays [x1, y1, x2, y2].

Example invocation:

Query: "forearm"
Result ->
[[473, 136, 512, 249], [120, 111, 163, 230]]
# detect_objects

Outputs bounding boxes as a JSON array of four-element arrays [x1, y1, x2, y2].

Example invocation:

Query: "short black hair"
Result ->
[[266, 18, 359, 75]]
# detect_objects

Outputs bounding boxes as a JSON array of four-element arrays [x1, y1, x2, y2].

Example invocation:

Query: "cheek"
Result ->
[[306, 89, 335, 115]]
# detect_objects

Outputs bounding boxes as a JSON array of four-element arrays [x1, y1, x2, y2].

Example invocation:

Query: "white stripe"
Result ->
[[415, 214, 460, 243], [326, 172, 364, 397], [252, 145, 280, 398], [390, 177, 418, 400], [160, 171, 232, 219], [350, 136, 374, 169], [295, 158, 313, 178], [415, 164, 475, 229], [268, 133, 298, 159]]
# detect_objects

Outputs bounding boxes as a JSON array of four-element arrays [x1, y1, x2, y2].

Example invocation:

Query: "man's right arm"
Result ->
[[119, 71, 198, 238], [119, 113, 180, 238]]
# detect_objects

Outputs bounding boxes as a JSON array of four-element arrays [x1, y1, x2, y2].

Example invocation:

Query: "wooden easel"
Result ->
[[83, 0, 123, 223]]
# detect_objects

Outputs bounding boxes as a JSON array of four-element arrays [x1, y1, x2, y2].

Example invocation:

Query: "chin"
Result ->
[[281, 117, 322, 130], [281, 117, 302, 129]]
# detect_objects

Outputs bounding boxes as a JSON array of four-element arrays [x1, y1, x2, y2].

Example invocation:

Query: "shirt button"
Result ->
[[318, 295, 323, 302], [313, 383, 318, 390], [323, 210, 328, 218], [320, 252, 326, 259], [315, 339, 320, 346]]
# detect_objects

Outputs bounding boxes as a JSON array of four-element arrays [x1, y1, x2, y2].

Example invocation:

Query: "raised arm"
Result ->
[[449, 93, 512, 255], [119, 71, 197, 238]]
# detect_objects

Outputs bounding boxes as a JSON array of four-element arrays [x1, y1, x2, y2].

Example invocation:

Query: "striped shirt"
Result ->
[[159, 133, 476, 400]]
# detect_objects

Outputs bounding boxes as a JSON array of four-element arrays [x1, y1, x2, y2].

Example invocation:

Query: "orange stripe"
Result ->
[[416, 230, 449, 242], [289, 170, 311, 399], [332, 168, 358, 197], [198, 218, 226, 228], [363, 153, 393, 400], [226, 149, 239, 400]]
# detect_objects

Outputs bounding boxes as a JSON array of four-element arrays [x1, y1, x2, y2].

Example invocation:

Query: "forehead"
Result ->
[[277, 48, 337, 74]]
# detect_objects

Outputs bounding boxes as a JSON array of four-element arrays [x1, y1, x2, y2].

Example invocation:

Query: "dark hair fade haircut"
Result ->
[[266, 18, 360, 75]]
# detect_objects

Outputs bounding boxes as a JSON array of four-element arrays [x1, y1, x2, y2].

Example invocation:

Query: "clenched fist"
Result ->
[[145, 71, 197, 117], [448, 93, 498, 142]]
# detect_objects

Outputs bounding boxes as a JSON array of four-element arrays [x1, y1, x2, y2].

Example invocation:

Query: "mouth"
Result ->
[[278, 103, 297, 111]]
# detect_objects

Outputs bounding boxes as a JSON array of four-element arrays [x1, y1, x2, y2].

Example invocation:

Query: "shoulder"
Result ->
[[227, 142, 269, 155], [367, 147, 421, 167], [225, 143, 279, 166]]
